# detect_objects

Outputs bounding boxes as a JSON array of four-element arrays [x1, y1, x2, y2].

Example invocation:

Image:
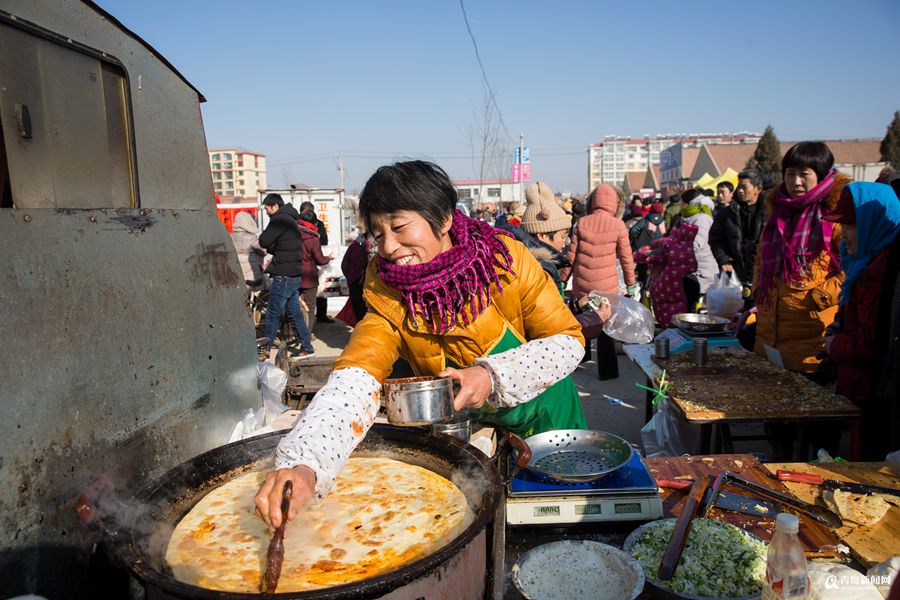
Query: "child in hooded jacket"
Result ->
[[634, 222, 699, 328]]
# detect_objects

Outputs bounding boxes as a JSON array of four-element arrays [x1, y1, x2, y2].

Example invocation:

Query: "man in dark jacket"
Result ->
[[709, 169, 767, 287], [258, 194, 315, 358]]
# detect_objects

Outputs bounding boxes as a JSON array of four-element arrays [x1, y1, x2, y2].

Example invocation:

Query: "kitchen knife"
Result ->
[[713, 491, 778, 517], [658, 478, 778, 517], [775, 470, 900, 497], [724, 471, 843, 529]]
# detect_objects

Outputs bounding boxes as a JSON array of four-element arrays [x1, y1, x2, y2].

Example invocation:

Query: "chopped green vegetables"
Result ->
[[629, 518, 767, 598]]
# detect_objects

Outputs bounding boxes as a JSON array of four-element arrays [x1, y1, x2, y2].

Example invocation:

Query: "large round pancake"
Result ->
[[165, 457, 474, 593]]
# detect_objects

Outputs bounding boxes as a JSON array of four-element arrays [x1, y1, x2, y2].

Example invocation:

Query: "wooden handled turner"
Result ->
[[261, 480, 293, 594], [658, 476, 710, 581]]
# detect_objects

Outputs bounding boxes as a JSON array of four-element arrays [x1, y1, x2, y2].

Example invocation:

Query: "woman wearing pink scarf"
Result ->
[[255, 161, 588, 526], [753, 142, 850, 373]]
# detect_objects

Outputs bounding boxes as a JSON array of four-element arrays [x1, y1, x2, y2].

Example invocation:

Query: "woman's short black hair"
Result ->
[[782, 141, 834, 181], [359, 160, 456, 238]]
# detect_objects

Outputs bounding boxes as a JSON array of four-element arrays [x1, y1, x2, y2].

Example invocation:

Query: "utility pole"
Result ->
[[337, 153, 346, 242], [518, 132, 525, 204]]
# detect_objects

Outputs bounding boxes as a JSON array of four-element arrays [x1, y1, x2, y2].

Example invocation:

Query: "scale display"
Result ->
[[575, 504, 603, 516], [533, 506, 560, 517]]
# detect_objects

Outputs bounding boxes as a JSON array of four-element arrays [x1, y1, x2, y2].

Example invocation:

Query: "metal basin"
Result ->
[[383, 376, 455, 426], [672, 313, 730, 334]]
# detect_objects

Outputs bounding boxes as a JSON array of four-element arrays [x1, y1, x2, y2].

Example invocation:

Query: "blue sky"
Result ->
[[97, 0, 900, 194]]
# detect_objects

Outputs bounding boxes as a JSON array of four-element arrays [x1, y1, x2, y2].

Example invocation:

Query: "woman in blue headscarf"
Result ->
[[822, 181, 900, 458]]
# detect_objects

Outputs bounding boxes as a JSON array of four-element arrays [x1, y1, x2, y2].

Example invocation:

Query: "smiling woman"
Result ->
[[254, 160, 588, 530]]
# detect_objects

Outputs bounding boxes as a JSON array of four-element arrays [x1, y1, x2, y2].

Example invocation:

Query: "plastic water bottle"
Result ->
[[762, 513, 810, 599]]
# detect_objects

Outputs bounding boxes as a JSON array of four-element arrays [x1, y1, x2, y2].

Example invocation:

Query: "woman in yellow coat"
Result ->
[[256, 161, 587, 526], [753, 142, 849, 374]]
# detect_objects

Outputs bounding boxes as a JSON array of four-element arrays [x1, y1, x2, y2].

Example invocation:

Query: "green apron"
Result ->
[[447, 326, 587, 439]]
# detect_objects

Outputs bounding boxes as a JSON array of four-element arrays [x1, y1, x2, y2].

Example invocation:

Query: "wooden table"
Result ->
[[624, 344, 860, 459], [765, 461, 900, 568], [646, 454, 842, 558]]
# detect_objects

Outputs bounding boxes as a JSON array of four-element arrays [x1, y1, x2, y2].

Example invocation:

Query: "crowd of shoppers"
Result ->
[[234, 143, 900, 458]]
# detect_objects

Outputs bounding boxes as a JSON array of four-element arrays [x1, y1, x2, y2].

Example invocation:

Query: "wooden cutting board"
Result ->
[[653, 352, 858, 423], [646, 454, 841, 558], [765, 462, 900, 567]]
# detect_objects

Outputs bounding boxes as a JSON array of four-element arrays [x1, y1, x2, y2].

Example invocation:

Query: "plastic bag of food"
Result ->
[[591, 292, 654, 344], [707, 271, 744, 318]]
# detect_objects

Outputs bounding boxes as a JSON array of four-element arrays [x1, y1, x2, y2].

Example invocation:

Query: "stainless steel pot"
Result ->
[[383, 376, 455, 426]]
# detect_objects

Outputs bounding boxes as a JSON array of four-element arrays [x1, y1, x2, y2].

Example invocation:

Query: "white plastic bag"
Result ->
[[592, 292, 654, 344], [867, 556, 900, 598], [707, 271, 743, 318], [809, 562, 883, 600], [640, 398, 688, 457], [258, 361, 289, 425]]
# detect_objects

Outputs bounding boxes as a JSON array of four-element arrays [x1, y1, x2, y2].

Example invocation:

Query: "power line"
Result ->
[[458, 0, 514, 145]]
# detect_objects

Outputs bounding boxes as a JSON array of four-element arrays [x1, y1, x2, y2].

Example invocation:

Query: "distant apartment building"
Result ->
[[588, 133, 760, 190], [209, 148, 267, 201]]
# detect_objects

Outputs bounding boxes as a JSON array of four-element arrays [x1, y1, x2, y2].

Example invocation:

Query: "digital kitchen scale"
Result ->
[[505, 451, 663, 525]]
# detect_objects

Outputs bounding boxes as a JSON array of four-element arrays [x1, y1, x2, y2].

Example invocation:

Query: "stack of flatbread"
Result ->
[[821, 488, 900, 529]]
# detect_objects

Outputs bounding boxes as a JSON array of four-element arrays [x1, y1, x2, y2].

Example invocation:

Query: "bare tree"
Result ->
[[465, 84, 506, 210]]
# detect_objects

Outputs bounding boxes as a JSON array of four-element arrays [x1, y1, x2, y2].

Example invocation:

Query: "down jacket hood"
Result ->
[[233, 211, 259, 234], [589, 184, 619, 216]]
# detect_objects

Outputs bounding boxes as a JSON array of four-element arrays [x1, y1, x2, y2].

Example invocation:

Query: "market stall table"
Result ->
[[647, 454, 843, 557], [765, 461, 900, 568], [623, 344, 860, 459]]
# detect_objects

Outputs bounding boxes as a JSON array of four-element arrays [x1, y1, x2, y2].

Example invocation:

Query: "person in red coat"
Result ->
[[298, 209, 333, 337], [822, 182, 900, 459], [567, 184, 637, 379], [634, 222, 699, 328]]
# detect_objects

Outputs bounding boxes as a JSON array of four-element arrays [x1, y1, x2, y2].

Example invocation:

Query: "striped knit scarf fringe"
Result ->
[[376, 210, 515, 334]]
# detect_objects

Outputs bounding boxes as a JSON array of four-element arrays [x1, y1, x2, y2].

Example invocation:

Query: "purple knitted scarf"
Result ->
[[757, 170, 840, 306], [376, 210, 515, 333]]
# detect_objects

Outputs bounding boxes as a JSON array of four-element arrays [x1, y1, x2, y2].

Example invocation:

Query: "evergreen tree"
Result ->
[[880, 111, 900, 168], [745, 125, 782, 181]]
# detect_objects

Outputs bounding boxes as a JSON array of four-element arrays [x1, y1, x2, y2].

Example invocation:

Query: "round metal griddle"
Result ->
[[517, 429, 634, 484], [118, 425, 501, 599]]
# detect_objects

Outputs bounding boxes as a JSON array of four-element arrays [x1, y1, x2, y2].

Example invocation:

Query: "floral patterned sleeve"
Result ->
[[275, 367, 380, 500], [474, 333, 583, 408]]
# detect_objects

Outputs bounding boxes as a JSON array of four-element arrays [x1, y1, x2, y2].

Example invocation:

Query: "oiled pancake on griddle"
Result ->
[[165, 457, 474, 593]]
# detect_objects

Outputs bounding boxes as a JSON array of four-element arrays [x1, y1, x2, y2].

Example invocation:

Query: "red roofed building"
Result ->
[[588, 133, 760, 190]]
